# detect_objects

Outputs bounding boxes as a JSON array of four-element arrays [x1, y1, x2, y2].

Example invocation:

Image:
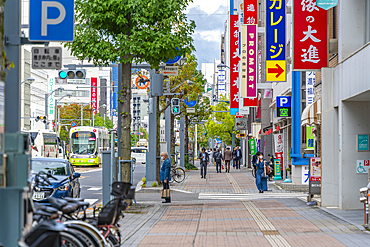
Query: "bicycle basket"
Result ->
[[111, 182, 132, 197], [97, 198, 120, 225]]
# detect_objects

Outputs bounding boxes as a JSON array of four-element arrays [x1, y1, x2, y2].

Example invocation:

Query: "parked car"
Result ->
[[30, 158, 81, 203], [131, 147, 147, 165]]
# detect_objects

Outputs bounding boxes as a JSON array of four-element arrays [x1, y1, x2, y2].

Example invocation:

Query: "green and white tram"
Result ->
[[69, 126, 109, 166]]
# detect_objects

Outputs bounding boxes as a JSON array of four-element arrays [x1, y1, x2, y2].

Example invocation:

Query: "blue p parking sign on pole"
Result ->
[[29, 0, 75, 41]]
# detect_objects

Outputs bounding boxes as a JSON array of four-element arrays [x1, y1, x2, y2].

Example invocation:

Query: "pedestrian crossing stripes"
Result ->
[[84, 199, 98, 205], [87, 187, 102, 191], [198, 193, 305, 200]]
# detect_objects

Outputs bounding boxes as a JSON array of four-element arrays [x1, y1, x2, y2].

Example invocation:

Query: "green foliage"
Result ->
[[206, 96, 239, 146], [66, 0, 195, 68], [185, 162, 198, 170], [131, 133, 139, 147], [139, 127, 148, 141], [151, 181, 158, 187], [93, 113, 114, 129]]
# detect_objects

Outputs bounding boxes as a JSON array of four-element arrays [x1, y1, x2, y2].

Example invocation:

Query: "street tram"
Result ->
[[69, 126, 109, 166]]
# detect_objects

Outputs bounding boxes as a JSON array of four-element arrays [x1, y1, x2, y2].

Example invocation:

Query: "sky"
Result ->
[[186, 0, 229, 66]]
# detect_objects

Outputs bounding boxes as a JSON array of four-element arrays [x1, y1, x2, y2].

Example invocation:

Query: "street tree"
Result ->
[[206, 98, 240, 146], [66, 0, 195, 183]]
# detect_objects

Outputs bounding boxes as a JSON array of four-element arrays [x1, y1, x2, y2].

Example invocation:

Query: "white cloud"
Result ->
[[196, 30, 222, 42], [187, 0, 228, 15]]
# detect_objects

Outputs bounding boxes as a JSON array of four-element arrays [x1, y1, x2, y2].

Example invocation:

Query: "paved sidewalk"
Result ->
[[123, 167, 370, 246]]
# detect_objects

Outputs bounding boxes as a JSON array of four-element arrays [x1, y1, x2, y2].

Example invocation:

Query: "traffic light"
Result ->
[[36, 116, 47, 124], [58, 69, 86, 79], [171, 98, 180, 115]]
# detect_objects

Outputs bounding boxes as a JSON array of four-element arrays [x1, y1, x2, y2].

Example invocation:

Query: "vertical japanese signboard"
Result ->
[[309, 157, 321, 194], [306, 71, 315, 104], [48, 77, 55, 120], [244, 0, 258, 24], [241, 25, 257, 98], [306, 126, 315, 150], [293, 0, 328, 70], [266, 0, 286, 82], [91, 77, 98, 113], [230, 15, 240, 115]]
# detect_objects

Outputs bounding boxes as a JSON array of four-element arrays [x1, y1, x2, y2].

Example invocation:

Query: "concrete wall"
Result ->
[[339, 1, 366, 62]]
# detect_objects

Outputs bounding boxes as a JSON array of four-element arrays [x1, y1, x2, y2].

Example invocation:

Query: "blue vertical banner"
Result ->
[[266, 0, 286, 82], [111, 66, 118, 117]]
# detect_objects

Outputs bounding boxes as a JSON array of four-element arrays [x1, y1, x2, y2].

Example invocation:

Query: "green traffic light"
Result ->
[[174, 107, 178, 113], [59, 71, 67, 79]]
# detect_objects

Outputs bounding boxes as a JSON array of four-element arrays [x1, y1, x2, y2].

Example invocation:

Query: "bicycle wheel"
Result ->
[[65, 224, 100, 247], [173, 167, 185, 183], [60, 230, 89, 247], [252, 168, 256, 178]]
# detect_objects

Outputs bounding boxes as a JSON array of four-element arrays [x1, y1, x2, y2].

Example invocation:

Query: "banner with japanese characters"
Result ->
[[241, 25, 257, 98], [306, 126, 315, 150], [293, 0, 328, 70], [230, 15, 240, 115], [48, 77, 55, 120], [266, 0, 286, 82], [306, 71, 315, 105], [91, 77, 98, 113], [244, 0, 257, 24]]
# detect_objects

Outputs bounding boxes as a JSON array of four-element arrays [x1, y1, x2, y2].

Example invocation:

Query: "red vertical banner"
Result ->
[[230, 15, 240, 115], [244, 0, 258, 24], [91, 77, 98, 114], [293, 0, 328, 70]]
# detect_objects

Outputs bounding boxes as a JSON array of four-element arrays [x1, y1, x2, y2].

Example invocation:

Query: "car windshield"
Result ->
[[31, 160, 68, 176]]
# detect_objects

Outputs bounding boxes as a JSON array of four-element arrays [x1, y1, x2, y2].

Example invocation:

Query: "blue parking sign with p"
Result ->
[[29, 0, 74, 42], [277, 96, 291, 108]]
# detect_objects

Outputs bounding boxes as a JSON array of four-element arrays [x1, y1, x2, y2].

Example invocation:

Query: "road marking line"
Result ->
[[87, 187, 102, 191], [79, 168, 102, 173], [170, 188, 195, 194], [84, 199, 98, 205]]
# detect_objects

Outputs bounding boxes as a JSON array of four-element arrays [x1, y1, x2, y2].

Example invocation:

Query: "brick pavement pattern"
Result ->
[[127, 168, 370, 246]]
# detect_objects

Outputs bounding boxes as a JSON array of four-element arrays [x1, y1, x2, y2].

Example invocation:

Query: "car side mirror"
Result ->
[[73, 172, 81, 179]]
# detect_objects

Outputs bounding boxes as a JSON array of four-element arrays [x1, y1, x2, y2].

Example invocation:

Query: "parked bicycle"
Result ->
[[20, 170, 133, 247], [171, 166, 185, 183]]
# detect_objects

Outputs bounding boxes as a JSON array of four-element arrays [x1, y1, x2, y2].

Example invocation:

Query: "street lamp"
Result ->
[[92, 104, 107, 126], [21, 77, 35, 84], [54, 94, 73, 135], [217, 62, 230, 71], [44, 87, 64, 129]]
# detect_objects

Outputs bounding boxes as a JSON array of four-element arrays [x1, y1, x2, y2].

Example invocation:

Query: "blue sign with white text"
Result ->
[[277, 96, 291, 108], [316, 0, 338, 10], [29, 0, 74, 41], [266, 0, 285, 61], [184, 98, 197, 107]]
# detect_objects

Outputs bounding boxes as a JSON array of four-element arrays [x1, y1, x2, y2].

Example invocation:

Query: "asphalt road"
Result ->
[[79, 162, 146, 204]]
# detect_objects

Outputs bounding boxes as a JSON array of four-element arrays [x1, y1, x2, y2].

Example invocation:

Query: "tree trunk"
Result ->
[[0, 0, 6, 83], [185, 116, 189, 164], [120, 62, 132, 183], [156, 96, 161, 183]]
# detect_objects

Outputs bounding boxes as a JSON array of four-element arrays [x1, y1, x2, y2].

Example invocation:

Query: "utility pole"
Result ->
[[179, 117, 185, 167], [0, 1, 30, 246]]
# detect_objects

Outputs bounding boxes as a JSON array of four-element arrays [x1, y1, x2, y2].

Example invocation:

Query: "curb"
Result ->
[[319, 207, 366, 231]]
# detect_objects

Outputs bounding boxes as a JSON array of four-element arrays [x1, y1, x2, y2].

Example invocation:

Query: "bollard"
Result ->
[[102, 151, 112, 206]]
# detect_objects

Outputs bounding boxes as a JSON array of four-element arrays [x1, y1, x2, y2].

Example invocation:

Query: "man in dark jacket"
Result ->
[[224, 147, 232, 173], [215, 149, 223, 173], [198, 148, 209, 179], [213, 148, 217, 165], [235, 146, 242, 169]]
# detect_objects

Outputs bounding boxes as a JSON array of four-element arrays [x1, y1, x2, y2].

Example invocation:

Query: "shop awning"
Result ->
[[301, 99, 321, 126]]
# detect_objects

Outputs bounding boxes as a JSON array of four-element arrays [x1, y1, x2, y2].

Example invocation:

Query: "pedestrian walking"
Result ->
[[208, 148, 213, 166], [160, 152, 171, 203], [198, 148, 209, 179], [215, 149, 223, 173], [235, 146, 242, 169], [255, 152, 268, 193], [224, 147, 232, 173], [213, 148, 217, 166], [232, 147, 237, 168]]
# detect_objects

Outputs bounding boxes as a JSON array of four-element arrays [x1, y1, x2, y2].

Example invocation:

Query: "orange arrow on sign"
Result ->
[[268, 64, 284, 78]]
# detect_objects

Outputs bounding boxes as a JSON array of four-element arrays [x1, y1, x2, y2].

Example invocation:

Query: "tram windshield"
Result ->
[[71, 132, 97, 155]]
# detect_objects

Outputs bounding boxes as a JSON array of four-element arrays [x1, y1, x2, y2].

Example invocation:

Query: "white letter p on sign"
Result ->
[[280, 97, 288, 106], [41, 1, 66, 36]]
